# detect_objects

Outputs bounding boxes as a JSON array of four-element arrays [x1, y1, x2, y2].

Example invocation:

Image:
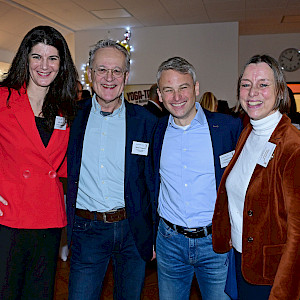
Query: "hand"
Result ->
[[229, 239, 232, 248], [0, 195, 8, 216], [151, 250, 156, 261]]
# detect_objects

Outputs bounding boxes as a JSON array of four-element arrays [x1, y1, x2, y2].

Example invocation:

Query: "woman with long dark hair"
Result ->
[[0, 25, 78, 299]]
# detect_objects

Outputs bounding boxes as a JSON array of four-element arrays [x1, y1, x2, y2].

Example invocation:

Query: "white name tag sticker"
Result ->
[[219, 150, 235, 168], [257, 142, 276, 168], [54, 116, 66, 130], [131, 141, 149, 156]]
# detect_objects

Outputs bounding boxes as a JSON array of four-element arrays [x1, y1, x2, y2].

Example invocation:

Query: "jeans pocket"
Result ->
[[73, 215, 92, 232], [158, 219, 177, 238], [206, 232, 213, 241]]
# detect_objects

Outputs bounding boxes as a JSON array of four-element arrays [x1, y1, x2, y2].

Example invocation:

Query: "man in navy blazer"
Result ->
[[66, 40, 157, 300], [153, 56, 242, 300]]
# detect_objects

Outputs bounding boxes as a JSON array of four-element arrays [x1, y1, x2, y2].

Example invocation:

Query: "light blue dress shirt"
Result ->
[[76, 95, 126, 212], [158, 102, 217, 228]]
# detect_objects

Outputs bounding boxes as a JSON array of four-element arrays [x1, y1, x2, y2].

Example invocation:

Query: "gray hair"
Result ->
[[88, 39, 130, 72], [157, 57, 197, 87]]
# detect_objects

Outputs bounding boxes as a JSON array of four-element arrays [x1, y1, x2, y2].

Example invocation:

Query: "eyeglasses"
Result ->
[[92, 67, 125, 78]]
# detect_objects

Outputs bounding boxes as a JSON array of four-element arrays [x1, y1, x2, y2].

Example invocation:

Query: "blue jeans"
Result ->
[[68, 215, 146, 300], [156, 219, 230, 300]]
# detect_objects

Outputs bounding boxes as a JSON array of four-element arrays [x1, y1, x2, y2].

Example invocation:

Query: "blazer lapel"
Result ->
[[153, 116, 168, 172], [152, 116, 168, 200], [71, 99, 92, 178], [10, 88, 51, 161], [124, 102, 141, 187], [204, 110, 226, 188], [246, 115, 288, 193]]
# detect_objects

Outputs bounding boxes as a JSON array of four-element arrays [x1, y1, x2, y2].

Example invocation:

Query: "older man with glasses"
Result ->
[[66, 40, 157, 300]]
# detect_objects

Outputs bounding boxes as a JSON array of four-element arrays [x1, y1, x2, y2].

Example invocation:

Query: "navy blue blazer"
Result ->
[[66, 98, 158, 261], [152, 108, 243, 221]]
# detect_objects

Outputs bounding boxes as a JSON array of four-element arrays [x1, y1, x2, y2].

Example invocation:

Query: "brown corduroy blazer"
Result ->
[[212, 114, 300, 300]]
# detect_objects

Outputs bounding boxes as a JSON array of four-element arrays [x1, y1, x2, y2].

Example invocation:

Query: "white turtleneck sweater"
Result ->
[[226, 110, 282, 253]]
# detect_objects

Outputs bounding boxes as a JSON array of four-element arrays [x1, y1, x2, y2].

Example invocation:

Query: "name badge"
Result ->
[[257, 142, 276, 168], [54, 116, 66, 130], [131, 141, 149, 156], [219, 150, 235, 168]]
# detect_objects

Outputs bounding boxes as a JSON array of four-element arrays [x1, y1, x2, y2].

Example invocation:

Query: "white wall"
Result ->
[[74, 23, 239, 107], [65, 33, 76, 62], [2, 24, 300, 108], [239, 33, 300, 82], [0, 49, 14, 64]]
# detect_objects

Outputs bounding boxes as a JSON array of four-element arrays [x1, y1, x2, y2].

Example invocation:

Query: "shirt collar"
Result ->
[[168, 101, 206, 129], [91, 94, 125, 117]]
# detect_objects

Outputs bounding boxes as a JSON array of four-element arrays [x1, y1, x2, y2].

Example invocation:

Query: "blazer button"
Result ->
[[247, 237, 254, 243], [48, 170, 57, 178], [22, 170, 31, 179], [248, 210, 253, 216]]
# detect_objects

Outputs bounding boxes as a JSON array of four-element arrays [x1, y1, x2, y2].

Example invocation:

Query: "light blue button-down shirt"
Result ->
[[158, 102, 217, 228], [76, 94, 126, 212]]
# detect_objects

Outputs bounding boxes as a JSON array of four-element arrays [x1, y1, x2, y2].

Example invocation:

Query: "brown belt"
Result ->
[[75, 208, 126, 223]]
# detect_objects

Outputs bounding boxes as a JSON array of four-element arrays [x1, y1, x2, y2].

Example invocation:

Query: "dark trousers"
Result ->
[[0, 224, 62, 300], [234, 249, 272, 300]]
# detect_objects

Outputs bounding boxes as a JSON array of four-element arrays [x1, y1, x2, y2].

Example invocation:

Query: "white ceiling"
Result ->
[[0, 0, 300, 54]]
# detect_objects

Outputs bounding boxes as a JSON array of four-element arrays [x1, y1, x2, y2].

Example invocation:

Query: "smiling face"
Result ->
[[239, 62, 277, 120], [158, 70, 199, 126], [28, 43, 60, 90], [88, 47, 128, 111]]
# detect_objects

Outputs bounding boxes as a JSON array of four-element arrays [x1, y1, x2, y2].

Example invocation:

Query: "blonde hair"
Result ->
[[200, 92, 218, 112]]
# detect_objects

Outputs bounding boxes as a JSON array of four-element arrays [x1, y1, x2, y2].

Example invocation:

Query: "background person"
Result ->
[[212, 54, 300, 300], [76, 80, 83, 100], [217, 100, 231, 114], [144, 83, 168, 117], [287, 86, 300, 129], [0, 25, 78, 299], [200, 91, 218, 112]]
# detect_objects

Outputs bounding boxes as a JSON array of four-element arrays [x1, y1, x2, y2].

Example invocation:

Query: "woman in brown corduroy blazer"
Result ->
[[212, 54, 300, 300]]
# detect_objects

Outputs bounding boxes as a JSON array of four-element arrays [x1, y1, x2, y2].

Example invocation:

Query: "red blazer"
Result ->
[[212, 115, 300, 300], [0, 87, 69, 229]]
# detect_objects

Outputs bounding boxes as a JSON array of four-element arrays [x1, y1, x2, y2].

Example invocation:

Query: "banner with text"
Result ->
[[124, 84, 153, 106]]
